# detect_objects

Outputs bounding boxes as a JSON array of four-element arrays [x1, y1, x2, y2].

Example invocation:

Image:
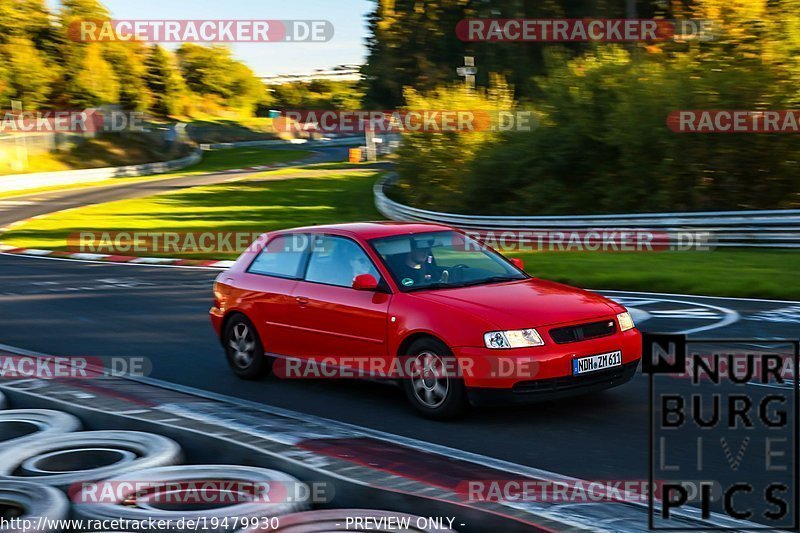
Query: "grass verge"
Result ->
[[507, 249, 800, 300]]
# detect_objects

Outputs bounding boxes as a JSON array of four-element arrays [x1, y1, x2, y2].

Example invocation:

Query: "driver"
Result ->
[[397, 243, 447, 285]]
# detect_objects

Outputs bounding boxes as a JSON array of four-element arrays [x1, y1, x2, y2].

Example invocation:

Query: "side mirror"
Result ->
[[510, 257, 525, 270], [352, 273, 379, 291]]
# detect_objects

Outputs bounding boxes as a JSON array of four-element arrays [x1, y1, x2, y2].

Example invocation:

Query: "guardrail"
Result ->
[[0, 146, 202, 194], [204, 135, 369, 150], [374, 174, 800, 248]]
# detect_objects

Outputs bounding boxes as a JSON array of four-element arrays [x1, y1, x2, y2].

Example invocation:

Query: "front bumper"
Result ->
[[451, 328, 641, 404], [466, 359, 640, 406]]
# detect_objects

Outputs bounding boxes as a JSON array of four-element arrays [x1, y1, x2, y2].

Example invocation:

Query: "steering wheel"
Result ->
[[441, 264, 470, 283]]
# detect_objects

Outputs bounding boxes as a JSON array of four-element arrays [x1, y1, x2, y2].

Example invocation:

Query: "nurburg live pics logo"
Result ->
[[643, 333, 799, 530]]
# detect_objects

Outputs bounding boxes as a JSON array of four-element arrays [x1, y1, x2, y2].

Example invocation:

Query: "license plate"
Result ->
[[572, 351, 622, 375]]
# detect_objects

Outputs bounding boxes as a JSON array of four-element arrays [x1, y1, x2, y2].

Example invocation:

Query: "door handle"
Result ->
[[296, 296, 309, 305]]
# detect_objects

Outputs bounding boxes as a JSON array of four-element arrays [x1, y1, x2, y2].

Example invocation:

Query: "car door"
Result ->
[[242, 232, 311, 358], [289, 234, 392, 373]]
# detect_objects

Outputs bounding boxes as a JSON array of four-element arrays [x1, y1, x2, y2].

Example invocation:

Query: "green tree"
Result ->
[[177, 44, 229, 97], [1, 37, 54, 108], [270, 80, 363, 110], [0, 59, 11, 104], [176, 44, 266, 115], [394, 75, 516, 211], [55, 0, 119, 107], [0, 0, 53, 45], [106, 43, 152, 111], [362, 0, 667, 107], [144, 45, 187, 117], [63, 43, 120, 107], [384, 0, 800, 214], [59, 0, 109, 20]]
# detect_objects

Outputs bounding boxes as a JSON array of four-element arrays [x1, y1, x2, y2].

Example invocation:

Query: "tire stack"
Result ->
[[0, 396, 459, 532], [0, 403, 78, 531], [0, 400, 308, 532]]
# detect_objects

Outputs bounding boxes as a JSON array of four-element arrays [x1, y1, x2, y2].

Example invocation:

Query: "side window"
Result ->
[[248, 234, 309, 278], [305, 235, 380, 288]]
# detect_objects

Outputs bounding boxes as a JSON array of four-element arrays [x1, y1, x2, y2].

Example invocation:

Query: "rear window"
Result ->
[[248, 234, 309, 278]]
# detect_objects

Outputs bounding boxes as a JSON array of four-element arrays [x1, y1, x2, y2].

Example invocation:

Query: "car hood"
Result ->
[[410, 278, 618, 329]]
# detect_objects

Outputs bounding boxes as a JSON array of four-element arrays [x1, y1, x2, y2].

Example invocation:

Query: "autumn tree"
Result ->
[[145, 45, 187, 117]]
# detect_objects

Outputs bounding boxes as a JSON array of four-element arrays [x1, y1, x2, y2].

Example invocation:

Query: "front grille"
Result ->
[[513, 360, 638, 394], [549, 319, 616, 344]]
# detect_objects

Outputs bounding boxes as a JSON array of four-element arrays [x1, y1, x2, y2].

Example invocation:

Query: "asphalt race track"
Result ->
[[1, 253, 798, 478], [1, 150, 799, 526]]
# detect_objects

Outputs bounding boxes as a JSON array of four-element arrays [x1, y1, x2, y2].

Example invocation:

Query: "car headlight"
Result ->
[[484, 329, 544, 349], [617, 311, 634, 332]]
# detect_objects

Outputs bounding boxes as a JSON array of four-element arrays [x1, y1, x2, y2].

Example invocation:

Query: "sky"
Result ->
[[48, 0, 373, 76]]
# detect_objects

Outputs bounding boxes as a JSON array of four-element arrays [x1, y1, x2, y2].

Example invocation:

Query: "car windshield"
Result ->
[[370, 230, 527, 292]]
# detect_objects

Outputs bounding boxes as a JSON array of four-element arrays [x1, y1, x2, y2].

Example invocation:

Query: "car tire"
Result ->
[[401, 338, 467, 420], [224, 314, 272, 380], [0, 410, 82, 451], [0, 430, 182, 488], [0, 481, 69, 533]]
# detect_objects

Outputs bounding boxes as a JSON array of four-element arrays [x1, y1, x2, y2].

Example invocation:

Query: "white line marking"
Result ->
[[649, 309, 719, 318], [69, 253, 111, 260], [17, 249, 52, 256], [598, 288, 800, 305], [610, 296, 739, 334], [667, 299, 739, 334], [129, 257, 179, 264]]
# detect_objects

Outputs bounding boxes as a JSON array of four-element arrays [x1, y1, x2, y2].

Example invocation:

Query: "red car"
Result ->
[[210, 222, 642, 418]]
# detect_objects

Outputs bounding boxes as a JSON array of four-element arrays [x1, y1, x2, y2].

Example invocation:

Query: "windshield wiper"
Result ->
[[405, 281, 467, 292], [460, 275, 523, 287]]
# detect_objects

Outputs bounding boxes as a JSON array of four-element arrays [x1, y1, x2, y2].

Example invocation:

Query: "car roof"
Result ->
[[278, 221, 454, 240]]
